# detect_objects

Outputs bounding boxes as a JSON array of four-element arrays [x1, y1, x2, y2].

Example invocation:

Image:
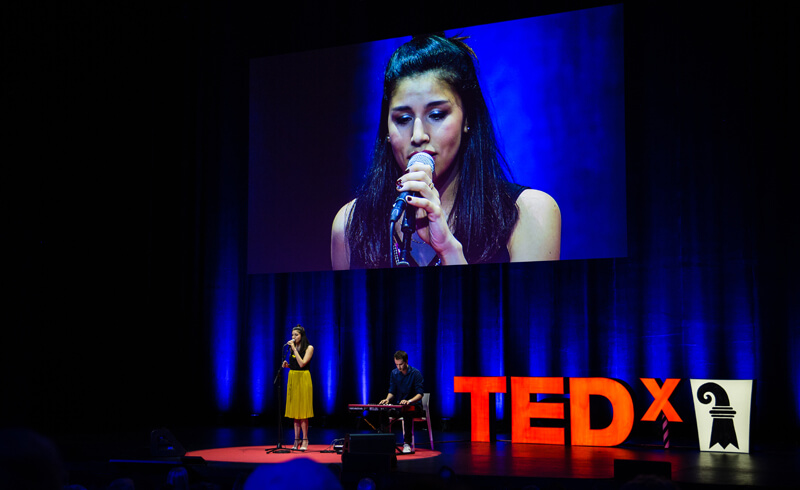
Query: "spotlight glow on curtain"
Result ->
[[338, 271, 371, 404], [248, 276, 273, 414], [210, 247, 239, 412]]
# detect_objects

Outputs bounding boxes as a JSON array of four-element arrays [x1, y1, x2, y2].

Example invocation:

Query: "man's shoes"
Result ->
[[402, 443, 413, 454]]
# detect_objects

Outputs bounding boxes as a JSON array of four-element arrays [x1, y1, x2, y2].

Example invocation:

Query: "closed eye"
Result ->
[[393, 114, 413, 126]]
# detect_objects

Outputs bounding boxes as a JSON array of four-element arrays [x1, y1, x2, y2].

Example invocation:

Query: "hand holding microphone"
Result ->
[[391, 151, 466, 265], [282, 340, 293, 368], [390, 152, 435, 223], [391, 152, 436, 267]]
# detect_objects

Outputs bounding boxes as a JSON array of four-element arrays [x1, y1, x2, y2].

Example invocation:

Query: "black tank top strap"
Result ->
[[505, 181, 530, 201]]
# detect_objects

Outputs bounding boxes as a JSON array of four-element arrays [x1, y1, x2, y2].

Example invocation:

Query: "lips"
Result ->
[[408, 150, 436, 161]]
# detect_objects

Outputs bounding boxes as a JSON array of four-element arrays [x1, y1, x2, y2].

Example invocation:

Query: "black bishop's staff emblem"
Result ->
[[696, 382, 739, 450]]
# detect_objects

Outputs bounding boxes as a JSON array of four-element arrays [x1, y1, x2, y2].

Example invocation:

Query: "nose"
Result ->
[[411, 117, 430, 145]]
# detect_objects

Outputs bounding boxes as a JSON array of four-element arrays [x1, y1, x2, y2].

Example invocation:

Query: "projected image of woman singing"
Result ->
[[281, 325, 314, 451], [331, 33, 561, 269]]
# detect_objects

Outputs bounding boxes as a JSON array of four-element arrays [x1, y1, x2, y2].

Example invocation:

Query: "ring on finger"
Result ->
[[428, 181, 435, 189]]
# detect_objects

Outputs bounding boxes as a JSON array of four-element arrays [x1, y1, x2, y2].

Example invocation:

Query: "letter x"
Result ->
[[640, 378, 683, 422]]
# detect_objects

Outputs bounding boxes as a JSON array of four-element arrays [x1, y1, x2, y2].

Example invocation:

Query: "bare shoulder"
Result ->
[[331, 199, 357, 270], [508, 189, 561, 261], [517, 189, 560, 218], [332, 199, 356, 235]]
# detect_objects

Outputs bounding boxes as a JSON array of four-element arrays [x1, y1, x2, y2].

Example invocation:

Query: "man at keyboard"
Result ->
[[378, 350, 425, 454]]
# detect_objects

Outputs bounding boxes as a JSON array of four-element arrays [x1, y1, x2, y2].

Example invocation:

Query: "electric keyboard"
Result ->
[[348, 403, 406, 412]]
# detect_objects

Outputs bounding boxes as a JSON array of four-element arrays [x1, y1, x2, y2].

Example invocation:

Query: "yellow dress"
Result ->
[[285, 349, 314, 419]]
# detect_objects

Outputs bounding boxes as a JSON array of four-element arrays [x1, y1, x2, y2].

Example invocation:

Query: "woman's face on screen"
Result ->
[[387, 72, 466, 180]]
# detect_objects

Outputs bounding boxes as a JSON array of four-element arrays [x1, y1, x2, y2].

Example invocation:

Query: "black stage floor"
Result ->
[[52, 426, 800, 490]]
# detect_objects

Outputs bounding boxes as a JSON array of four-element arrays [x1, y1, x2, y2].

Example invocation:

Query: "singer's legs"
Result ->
[[292, 419, 301, 449], [299, 418, 309, 450]]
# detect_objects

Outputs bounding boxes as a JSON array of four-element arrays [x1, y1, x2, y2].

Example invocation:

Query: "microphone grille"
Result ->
[[407, 152, 435, 173]]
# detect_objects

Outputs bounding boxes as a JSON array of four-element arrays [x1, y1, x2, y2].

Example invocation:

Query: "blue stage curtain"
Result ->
[[197, 3, 798, 446], [7, 2, 797, 443]]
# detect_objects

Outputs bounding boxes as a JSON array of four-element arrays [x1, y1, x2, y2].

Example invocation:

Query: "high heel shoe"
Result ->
[[300, 439, 308, 451], [291, 439, 301, 450]]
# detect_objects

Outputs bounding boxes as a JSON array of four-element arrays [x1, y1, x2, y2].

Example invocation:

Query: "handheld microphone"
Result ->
[[389, 152, 435, 223], [395, 153, 435, 266]]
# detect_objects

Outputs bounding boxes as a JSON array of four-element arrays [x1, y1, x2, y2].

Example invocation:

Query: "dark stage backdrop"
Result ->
[[5, 1, 798, 449], [197, 1, 800, 446]]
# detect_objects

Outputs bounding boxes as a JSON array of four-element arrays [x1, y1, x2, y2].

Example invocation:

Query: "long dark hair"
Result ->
[[292, 325, 310, 356], [346, 34, 519, 267]]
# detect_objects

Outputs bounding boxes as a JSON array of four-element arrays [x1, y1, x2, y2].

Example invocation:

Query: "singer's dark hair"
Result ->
[[346, 34, 519, 267], [292, 325, 310, 356]]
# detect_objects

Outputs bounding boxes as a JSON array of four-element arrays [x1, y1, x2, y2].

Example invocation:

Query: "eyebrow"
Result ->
[[390, 100, 451, 112]]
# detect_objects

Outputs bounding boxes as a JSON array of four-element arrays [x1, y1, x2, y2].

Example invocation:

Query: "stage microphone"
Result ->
[[389, 152, 435, 223], [397, 152, 435, 266]]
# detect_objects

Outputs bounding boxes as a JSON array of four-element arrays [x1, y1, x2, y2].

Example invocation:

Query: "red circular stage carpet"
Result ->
[[186, 445, 440, 464]]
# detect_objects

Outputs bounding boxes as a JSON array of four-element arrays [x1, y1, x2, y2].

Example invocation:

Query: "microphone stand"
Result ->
[[265, 345, 292, 454]]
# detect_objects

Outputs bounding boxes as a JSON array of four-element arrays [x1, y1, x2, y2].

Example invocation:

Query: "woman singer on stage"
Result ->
[[281, 325, 314, 451], [331, 33, 561, 269]]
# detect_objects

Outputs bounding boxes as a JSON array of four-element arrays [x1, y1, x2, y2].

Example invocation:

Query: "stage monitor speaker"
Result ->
[[614, 459, 671, 481], [150, 428, 186, 457], [342, 434, 396, 473]]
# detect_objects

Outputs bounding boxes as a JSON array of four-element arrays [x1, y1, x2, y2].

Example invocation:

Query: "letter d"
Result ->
[[570, 378, 634, 446]]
